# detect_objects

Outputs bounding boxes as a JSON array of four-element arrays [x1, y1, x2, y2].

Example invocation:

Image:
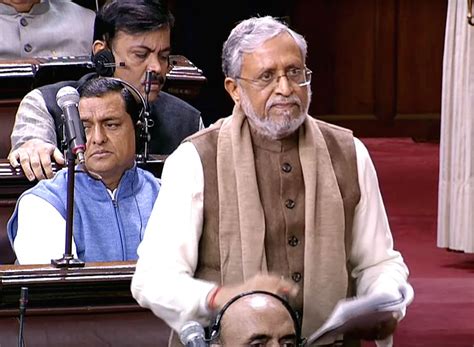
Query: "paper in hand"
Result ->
[[306, 283, 414, 345]]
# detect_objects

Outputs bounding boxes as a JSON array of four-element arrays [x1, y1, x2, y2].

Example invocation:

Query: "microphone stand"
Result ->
[[136, 71, 153, 163], [17, 287, 28, 347], [51, 149, 85, 268]]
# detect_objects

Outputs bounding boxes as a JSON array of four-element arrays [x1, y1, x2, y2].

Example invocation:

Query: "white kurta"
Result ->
[[13, 189, 117, 264], [131, 138, 410, 346]]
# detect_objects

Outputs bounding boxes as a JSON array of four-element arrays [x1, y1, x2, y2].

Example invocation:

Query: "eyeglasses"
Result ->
[[236, 67, 312, 89]]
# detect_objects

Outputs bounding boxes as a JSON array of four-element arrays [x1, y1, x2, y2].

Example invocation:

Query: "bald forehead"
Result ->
[[222, 294, 293, 325], [219, 294, 297, 346], [232, 295, 280, 311]]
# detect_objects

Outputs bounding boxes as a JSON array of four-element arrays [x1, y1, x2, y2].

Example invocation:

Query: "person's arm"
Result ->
[[349, 138, 413, 346], [131, 142, 215, 332], [131, 142, 297, 333], [350, 138, 410, 295], [135, 136, 410, 336], [14, 194, 77, 264], [8, 89, 65, 181]]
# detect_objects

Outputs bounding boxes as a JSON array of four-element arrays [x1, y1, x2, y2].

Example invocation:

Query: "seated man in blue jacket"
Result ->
[[7, 77, 161, 264], [8, 0, 203, 181]]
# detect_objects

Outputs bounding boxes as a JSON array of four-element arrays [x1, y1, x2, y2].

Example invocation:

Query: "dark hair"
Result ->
[[78, 77, 141, 127], [208, 290, 304, 346], [93, 0, 175, 44]]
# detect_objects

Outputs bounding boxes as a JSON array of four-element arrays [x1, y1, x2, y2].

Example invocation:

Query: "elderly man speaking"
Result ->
[[132, 16, 413, 347]]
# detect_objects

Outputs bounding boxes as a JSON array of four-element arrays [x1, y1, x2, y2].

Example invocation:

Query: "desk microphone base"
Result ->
[[51, 254, 85, 268]]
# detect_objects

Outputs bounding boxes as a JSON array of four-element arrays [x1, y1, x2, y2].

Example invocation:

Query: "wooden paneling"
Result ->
[[289, 0, 447, 139], [291, 0, 376, 116], [374, 0, 397, 122], [397, 0, 447, 114]]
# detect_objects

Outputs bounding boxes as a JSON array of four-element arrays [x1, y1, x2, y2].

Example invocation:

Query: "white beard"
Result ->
[[240, 88, 311, 140]]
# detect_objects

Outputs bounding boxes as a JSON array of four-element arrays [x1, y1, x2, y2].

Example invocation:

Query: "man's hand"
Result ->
[[8, 139, 65, 181], [209, 273, 299, 311]]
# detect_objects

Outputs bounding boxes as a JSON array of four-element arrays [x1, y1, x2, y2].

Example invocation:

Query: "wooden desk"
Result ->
[[167, 55, 208, 99], [0, 261, 171, 346]]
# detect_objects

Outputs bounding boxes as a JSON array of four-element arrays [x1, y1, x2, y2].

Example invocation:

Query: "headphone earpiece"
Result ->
[[106, 77, 153, 162], [92, 49, 116, 77]]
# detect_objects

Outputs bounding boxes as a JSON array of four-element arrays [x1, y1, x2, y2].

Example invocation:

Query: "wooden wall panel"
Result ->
[[374, 0, 397, 122], [289, 0, 447, 139], [291, 0, 376, 116], [397, 0, 447, 114]]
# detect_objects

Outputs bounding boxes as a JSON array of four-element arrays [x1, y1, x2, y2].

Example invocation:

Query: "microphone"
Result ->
[[56, 86, 86, 164], [18, 287, 28, 347], [179, 321, 207, 347], [95, 60, 126, 75], [145, 70, 154, 95], [144, 71, 165, 92]]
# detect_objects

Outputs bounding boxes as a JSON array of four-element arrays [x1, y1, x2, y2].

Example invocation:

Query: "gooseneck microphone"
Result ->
[[56, 86, 86, 164], [179, 321, 207, 347], [144, 70, 154, 95], [18, 287, 28, 347]]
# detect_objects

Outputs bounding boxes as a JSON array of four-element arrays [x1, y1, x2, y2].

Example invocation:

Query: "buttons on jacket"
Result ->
[[285, 199, 295, 209], [288, 236, 299, 247], [20, 17, 28, 27], [291, 272, 302, 282], [24, 44, 32, 53], [282, 163, 292, 173]]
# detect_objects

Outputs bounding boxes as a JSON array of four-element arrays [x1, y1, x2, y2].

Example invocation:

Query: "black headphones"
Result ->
[[108, 77, 153, 161], [92, 48, 125, 77], [91, 50, 154, 162], [77, 76, 152, 162], [208, 290, 305, 346]]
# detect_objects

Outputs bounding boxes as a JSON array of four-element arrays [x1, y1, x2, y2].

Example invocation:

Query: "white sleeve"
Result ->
[[131, 142, 216, 333], [350, 138, 410, 297], [350, 138, 413, 346], [10, 89, 58, 151], [14, 194, 77, 264]]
